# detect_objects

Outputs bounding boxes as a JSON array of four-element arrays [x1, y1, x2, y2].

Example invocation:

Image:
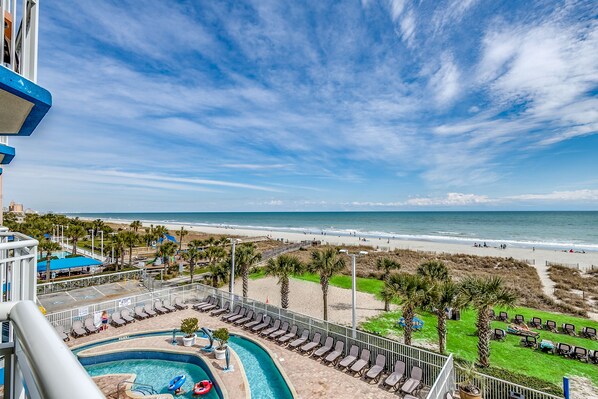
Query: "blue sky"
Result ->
[[5, 0, 598, 212]]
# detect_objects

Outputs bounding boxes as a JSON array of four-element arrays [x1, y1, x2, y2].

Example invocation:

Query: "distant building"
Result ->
[[9, 200, 24, 213]]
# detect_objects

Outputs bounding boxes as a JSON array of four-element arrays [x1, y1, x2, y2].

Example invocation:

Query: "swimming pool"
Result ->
[[228, 336, 293, 399], [83, 351, 220, 399], [74, 330, 294, 399]]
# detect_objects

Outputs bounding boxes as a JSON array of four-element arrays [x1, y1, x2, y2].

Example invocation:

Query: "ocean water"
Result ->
[[68, 211, 598, 251]]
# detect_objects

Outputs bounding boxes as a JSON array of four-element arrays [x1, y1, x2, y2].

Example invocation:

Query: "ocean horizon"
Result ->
[[66, 211, 598, 252]]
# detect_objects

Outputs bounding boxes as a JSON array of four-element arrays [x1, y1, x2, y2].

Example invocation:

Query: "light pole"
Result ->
[[89, 229, 95, 259], [99, 231, 104, 262], [339, 249, 368, 338], [228, 238, 241, 303]]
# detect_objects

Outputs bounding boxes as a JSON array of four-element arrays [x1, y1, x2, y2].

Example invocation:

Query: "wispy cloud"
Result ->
[[6, 1, 597, 211]]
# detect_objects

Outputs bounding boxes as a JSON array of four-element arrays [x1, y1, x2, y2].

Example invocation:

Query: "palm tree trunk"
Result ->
[[242, 266, 249, 298], [190, 261, 195, 284], [403, 304, 414, 345], [129, 245, 133, 266], [477, 307, 491, 367], [322, 279, 329, 321], [281, 275, 290, 309], [437, 310, 447, 354], [73, 239, 78, 255], [383, 272, 390, 311], [45, 254, 51, 281]]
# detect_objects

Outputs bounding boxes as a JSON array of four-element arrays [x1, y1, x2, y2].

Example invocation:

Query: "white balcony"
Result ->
[[0, 230, 103, 399]]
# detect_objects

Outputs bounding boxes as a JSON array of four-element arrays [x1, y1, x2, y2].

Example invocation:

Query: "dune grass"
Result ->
[[248, 270, 598, 390]]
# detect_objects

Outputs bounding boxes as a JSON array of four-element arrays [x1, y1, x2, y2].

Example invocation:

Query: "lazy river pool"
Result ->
[[74, 330, 294, 399]]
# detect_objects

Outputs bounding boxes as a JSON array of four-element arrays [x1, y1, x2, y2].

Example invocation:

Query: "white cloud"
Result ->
[[429, 53, 461, 106], [405, 193, 494, 206], [508, 189, 598, 202]]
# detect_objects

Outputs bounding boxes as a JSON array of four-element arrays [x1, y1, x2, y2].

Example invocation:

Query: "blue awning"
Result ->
[[37, 256, 102, 272]]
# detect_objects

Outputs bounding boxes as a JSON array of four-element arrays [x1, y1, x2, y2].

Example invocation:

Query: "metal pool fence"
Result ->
[[46, 282, 565, 399], [454, 367, 562, 399], [45, 284, 199, 329], [194, 283, 448, 389]]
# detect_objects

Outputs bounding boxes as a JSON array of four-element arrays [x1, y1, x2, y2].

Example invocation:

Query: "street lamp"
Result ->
[[339, 249, 368, 338], [99, 230, 104, 262], [228, 238, 241, 303], [89, 229, 95, 259]]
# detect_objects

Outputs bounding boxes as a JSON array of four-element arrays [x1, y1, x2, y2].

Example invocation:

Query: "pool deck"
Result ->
[[68, 308, 425, 399]]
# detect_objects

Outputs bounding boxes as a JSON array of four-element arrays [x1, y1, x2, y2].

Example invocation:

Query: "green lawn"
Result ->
[[249, 269, 598, 391], [362, 308, 598, 391]]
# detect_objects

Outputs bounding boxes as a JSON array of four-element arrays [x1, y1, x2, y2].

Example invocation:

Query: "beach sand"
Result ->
[[100, 218, 598, 299]]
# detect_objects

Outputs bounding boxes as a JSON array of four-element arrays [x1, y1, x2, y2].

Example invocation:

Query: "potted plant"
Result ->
[[458, 362, 482, 399], [180, 318, 199, 347], [212, 328, 229, 360]]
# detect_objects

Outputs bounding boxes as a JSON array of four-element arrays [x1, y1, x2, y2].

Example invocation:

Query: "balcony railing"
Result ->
[[0, 229, 103, 399], [1, 0, 39, 82]]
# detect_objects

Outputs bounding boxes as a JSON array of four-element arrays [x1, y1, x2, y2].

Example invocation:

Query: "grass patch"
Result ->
[[361, 307, 598, 390], [250, 269, 598, 390]]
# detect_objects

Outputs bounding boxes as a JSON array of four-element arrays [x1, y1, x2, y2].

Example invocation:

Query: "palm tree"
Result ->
[[177, 227, 188, 251], [38, 239, 61, 281], [417, 260, 449, 282], [66, 225, 86, 256], [265, 254, 304, 309], [112, 233, 125, 271], [130, 220, 142, 232], [91, 219, 105, 235], [159, 241, 178, 274], [308, 248, 346, 321], [376, 257, 401, 311], [205, 245, 226, 266], [121, 230, 138, 266], [154, 225, 168, 241], [384, 273, 428, 345], [422, 280, 461, 354], [460, 276, 517, 367], [234, 243, 262, 298], [183, 240, 203, 284]]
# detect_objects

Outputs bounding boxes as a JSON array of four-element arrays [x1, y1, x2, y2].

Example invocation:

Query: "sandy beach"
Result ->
[[104, 218, 598, 268], [97, 217, 598, 299]]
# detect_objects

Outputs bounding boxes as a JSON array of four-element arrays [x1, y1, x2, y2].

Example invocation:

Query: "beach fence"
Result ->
[[546, 261, 581, 270], [37, 269, 143, 295]]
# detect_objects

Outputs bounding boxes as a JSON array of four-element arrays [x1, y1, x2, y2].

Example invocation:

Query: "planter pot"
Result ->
[[459, 387, 482, 399], [183, 334, 196, 347], [214, 348, 226, 360]]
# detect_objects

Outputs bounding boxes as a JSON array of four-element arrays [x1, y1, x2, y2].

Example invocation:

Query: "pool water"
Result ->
[[85, 358, 219, 399], [228, 336, 293, 399], [75, 330, 293, 399]]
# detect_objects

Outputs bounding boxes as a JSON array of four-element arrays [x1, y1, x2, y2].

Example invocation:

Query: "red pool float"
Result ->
[[193, 380, 213, 396]]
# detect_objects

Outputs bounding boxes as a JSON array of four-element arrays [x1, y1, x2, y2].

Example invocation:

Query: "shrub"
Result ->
[[213, 328, 230, 349], [180, 318, 199, 338]]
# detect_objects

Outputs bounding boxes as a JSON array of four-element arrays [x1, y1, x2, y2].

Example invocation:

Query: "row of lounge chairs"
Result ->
[[202, 297, 426, 396], [517, 336, 598, 364], [56, 297, 188, 341], [491, 311, 597, 339]]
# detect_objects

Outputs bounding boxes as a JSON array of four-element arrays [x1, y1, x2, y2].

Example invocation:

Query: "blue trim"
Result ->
[[80, 350, 223, 398], [0, 67, 52, 136], [0, 144, 15, 164]]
